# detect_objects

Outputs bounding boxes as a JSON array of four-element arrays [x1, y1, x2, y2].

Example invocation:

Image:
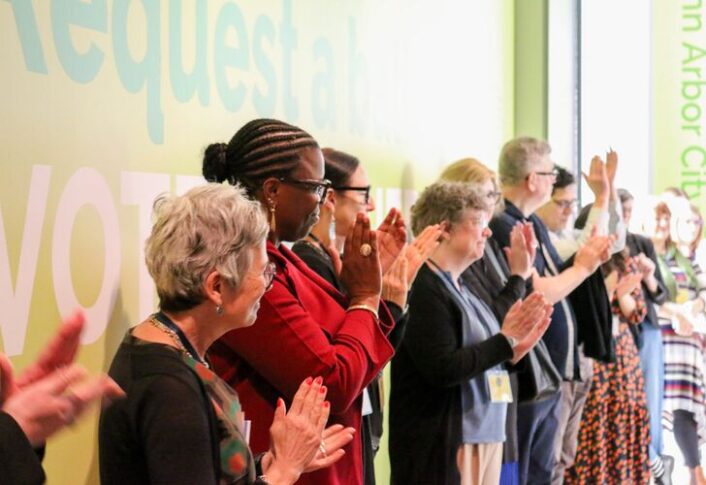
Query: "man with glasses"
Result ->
[[534, 155, 626, 484], [489, 137, 614, 485]]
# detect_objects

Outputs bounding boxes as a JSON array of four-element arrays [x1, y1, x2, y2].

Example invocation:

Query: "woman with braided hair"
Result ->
[[204, 119, 405, 485]]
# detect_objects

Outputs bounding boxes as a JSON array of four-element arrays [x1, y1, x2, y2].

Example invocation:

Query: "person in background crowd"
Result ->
[[618, 188, 673, 484], [535, 152, 626, 485], [100, 185, 350, 485], [203, 119, 405, 485], [651, 196, 706, 485], [291, 147, 441, 485], [390, 181, 553, 485], [440, 157, 537, 485], [566, 246, 650, 483], [489, 137, 612, 484], [1, 311, 124, 484]]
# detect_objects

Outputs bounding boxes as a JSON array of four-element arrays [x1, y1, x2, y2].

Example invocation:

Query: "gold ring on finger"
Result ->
[[359, 243, 372, 257]]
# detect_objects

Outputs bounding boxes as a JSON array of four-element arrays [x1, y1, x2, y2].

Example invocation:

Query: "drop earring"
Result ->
[[267, 199, 277, 232], [328, 215, 337, 244], [215, 305, 223, 315]]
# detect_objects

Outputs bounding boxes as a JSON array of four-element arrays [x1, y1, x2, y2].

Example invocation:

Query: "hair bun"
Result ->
[[203, 143, 229, 182]]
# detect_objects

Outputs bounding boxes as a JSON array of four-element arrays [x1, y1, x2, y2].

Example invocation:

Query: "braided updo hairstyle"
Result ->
[[203, 119, 320, 196]]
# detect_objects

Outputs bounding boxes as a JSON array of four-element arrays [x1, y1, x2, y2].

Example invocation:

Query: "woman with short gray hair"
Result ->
[[99, 184, 353, 485], [390, 181, 553, 485]]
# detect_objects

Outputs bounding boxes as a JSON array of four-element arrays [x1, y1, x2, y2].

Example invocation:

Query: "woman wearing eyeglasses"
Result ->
[[290, 148, 440, 485], [202, 119, 405, 485], [439, 158, 537, 485], [99, 184, 349, 484]]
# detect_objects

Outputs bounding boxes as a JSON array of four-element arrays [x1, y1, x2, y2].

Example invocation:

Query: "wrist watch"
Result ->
[[504, 334, 519, 349]]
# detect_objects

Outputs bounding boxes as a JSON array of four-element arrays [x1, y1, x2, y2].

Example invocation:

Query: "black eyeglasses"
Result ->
[[262, 261, 277, 291], [278, 177, 332, 202], [333, 185, 371, 205]]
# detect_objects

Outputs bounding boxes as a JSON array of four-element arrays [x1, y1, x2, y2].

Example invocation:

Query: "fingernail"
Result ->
[[323, 401, 330, 408], [314, 376, 323, 385], [277, 398, 284, 408], [320, 385, 327, 394], [305, 377, 313, 385]]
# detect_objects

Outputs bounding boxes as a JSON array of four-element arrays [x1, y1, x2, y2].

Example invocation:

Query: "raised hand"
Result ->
[[606, 149, 618, 190], [582, 155, 610, 204], [504, 223, 535, 280], [376, 209, 407, 274]]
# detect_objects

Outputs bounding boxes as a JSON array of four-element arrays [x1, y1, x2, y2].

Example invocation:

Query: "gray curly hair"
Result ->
[[145, 184, 269, 312], [411, 181, 491, 236]]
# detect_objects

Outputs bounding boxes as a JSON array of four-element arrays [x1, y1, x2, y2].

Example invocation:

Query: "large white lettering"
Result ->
[[52, 168, 121, 344], [0, 166, 51, 356]]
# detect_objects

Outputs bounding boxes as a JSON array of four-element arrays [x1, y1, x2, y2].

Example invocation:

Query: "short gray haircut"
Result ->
[[411, 181, 491, 236], [498, 137, 552, 186], [145, 184, 269, 312]]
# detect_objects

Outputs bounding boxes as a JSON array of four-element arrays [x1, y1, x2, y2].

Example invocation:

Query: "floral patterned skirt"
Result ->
[[565, 323, 650, 484]]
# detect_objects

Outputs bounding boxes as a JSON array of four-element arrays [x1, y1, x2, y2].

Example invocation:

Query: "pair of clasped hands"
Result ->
[[0, 311, 123, 447], [321, 208, 444, 311]]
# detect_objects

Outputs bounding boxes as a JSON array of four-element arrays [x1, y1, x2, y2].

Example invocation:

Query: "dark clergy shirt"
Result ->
[[490, 200, 580, 380]]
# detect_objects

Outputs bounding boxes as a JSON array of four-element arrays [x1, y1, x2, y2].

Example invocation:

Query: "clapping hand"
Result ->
[[340, 213, 382, 305], [613, 272, 643, 299], [0, 311, 124, 446], [376, 209, 407, 274], [634, 253, 656, 282], [401, 224, 443, 283], [500, 292, 554, 364], [265, 377, 354, 483], [574, 232, 613, 274]]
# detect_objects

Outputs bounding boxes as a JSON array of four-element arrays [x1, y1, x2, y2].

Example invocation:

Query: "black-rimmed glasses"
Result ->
[[333, 185, 371, 205], [278, 177, 332, 202]]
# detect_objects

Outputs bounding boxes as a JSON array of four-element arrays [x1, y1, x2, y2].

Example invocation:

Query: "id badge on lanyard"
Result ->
[[486, 370, 513, 403]]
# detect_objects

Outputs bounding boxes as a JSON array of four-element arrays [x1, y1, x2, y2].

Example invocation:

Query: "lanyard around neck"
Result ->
[[154, 311, 207, 367]]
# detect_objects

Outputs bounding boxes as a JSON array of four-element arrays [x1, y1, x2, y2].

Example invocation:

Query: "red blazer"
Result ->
[[210, 242, 395, 485]]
